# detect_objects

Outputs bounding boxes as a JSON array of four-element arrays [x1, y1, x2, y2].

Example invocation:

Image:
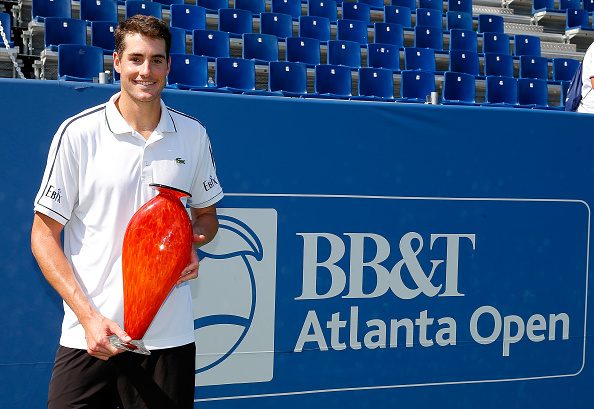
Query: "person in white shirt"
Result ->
[[31, 14, 223, 409], [578, 42, 594, 113]]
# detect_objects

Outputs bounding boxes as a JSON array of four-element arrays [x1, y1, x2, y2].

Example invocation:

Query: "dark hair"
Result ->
[[115, 15, 172, 59]]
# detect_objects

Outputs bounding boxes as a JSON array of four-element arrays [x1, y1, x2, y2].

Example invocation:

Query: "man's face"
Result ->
[[113, 33, 170, 104]]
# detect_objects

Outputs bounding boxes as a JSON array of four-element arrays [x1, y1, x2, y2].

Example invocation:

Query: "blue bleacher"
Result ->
[[367, 43, 401, 70], [327, 39, 362, 68], [80, 0, 118, 23], [243, 33, 280, 64], [337, 19, 368, 44], [269, 60, 308, 96], [355, 67, 395, 100], [260, 12, 294, 38], [167, 53, 209, 89], [44, 17, 86, 51], [170, 4, 207, 33], [57, 44, 104, 81], [399, 69, 436, 102]]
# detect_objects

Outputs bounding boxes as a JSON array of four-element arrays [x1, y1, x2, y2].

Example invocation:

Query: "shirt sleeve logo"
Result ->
[[203, 175, 219, 192], [44, 185, 62, 203]]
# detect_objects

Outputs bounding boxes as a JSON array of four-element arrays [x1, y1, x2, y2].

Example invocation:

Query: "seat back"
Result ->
[[342, 1, 371, 24], [359, 0, 385, 8], [299, 15, 331, 41], [477, 14, 504, 33], [485, 76, 518, 105], [91, 21, 117, 53], [0, 12, 12, 43], [560, 0, 581, 10], [358, 67, 394, 98], [517, 78, 548, 106], [391, 0, 416, 9], [260, 12, 294, 38], [269, 61, 308, 93], [242, 33, 279, 63], [171, 4, 206, 32], [414, 25, 443, 50], [193, 29, 230, 58], [449, 50, 479, 76], [514, 34, 541, 57], [327, 39, 361, 68], [286, 36, 321, 64], [384, 5, 412, 28], [449, 28, 477, 51], [483, 53, 514, 77], [308, 0, 338, 21], [417, 8, 443, 28], [400, 69, 435, 99], [446, 11, 473, 30], [80, 0, 117, 22], [552, 57, 580, 82], [58, 44, 104, 80], [404, 46, 436, 71], [418, 0, 444, 10], [482, 32, 510, 54], [153, 0, 184, 7], [337, 18, 368, 44], [125, 0, 163, 19], [32, 0, 71, 21], [169, 26, 187, 54], [519, 55, 549, 80], [532, 0, 554, 12], [235, 0, 266, 15], [566, 8, 590, 29], [272, 0, 302, 19], [448, 0, 472, 13], [583, 0, 594, 12], [216, 57, 256, 90], [314, 64, 352, 95], [442, 71, 475, 103], [197, 0, 229, 12], [44, 17, 86, 50], [168, 54, 208, 87], [367, 43, 400, 70], [219, 8, 253, 36], [374, 22, 404, 47]]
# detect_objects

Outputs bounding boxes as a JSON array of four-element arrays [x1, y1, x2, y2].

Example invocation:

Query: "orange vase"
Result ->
[[111, 184, 194, 355]]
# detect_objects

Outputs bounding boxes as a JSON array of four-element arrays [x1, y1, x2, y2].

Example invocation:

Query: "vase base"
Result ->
[[109, 335, 151, 355]]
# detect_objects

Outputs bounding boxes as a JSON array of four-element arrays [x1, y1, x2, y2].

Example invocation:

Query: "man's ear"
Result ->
[[113, 51, 121, 74]]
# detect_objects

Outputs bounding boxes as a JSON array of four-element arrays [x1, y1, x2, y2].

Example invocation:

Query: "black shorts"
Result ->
[[47, 343, 196, 409]]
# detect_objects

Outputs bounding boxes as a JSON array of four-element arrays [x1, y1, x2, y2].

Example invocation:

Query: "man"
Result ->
[[30, 15, 223, 408], [578, 41, 594, 113]]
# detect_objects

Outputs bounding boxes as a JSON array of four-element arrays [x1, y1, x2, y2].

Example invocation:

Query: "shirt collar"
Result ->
[[105, 92, 176, 137]]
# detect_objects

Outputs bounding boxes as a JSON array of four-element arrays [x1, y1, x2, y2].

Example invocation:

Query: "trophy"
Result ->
[[110, 184, 194, 355]]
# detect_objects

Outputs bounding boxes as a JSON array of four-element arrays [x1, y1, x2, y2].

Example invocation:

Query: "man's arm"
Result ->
[[177, 204, 219, 285], [31, 212, 130, 360]]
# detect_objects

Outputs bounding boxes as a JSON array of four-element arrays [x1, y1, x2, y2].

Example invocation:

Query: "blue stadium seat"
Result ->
[[272, 0, 302, 19], [532, 0, 555, 13], [309, 63, 352, 98], [152, 0, 184, 9], [449, 28, 477, 51], [31, 0, 71, 21], [414, 25, 443, 50], [517, 77, 548, 108], [449, 50, 479, 76], [58, 44, 104, 82], [299, 15, 331, 42], [404, 46, 436, 72], [398, 69, 435, 102], [448, 0, 472, 14], [337, 19, 368, 44], [285, 36, 321, 65], [125, 0, 163, 19], [561, 80, 570, 105], [215, 57, 257, 92], [519, 55, 548, 80], [482, 76, 518, 107], [219, 8, 253, 37], [193, 29, 230, 59], [167, 53, 209, 89], [235, 0, 266, 15], [260, 12, 294, 38], [566, 8, 592, 30], [514, 35, 541, 57], [308, 0, 338, 22], [91, 21, 117, 54], [584, 0, 594, 12], [243, 33, 279, 64], [419, 0, 444, 10], [169, 26, 187, 54], [368, 43, 400, 70], [477, 14, 504, 33], [482, 32, 510, 54], [342, 2, 371, 25], [384, 6, 412, 28], [197, 0, 229, 13], [374, 22, 404, 47], [560, 0, 581, 10], [446, 11, 473, 30], [359, 0, 386, 10], [80, 0, 117, 23], [170, 4, 206, 33], [441, 71, 476, 105], [483, 53, 514, 77], [0, 12, 14, 47], [354, 67, 395, 100], [416, 8, 443, 28], [269, 61, 308, 96], [327, 39, 361, 68], [391, 0, 417, 10], [552, 57, 580, 82], [44, 17, 86, 51]]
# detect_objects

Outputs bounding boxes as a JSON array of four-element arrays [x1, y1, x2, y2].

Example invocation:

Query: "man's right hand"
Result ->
[[83, 313, 131, 360]]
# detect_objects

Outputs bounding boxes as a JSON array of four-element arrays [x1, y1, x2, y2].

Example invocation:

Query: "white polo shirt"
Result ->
[[578, 42, 594, 113], [34, 92, 223, 350]]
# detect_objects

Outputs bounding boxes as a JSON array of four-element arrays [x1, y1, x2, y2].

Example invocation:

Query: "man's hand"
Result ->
[[82, 313, 131, 361], [177, 234, 206, 285]]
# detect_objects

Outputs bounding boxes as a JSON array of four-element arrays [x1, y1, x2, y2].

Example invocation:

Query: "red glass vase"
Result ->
[[110, 184, 194, 355]]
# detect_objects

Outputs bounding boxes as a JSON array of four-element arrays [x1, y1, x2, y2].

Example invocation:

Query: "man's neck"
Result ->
[[115, 94, 161, 140]]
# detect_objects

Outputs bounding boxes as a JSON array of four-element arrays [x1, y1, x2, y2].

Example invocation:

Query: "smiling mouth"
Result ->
[[136, 81, 155, 86]]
